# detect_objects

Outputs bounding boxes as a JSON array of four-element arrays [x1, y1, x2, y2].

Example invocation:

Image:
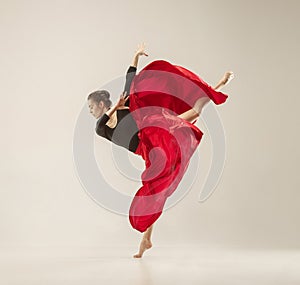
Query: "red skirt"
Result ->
[[128, 60, 228, 233]]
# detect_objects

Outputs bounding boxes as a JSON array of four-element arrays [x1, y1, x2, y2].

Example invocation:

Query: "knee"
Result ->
[[193, 97, 210, 113]]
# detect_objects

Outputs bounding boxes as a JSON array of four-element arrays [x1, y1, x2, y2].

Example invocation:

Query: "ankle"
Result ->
[[143, 237, 151, 242]]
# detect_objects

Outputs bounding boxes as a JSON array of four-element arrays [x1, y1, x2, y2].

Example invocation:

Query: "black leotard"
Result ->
[[124, 66, 137, 107], [95, 66, 140, 153]]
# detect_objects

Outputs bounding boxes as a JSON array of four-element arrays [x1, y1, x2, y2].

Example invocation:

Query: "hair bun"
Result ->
[[87, 89, 112, 108], [100, 90, 110, 99]]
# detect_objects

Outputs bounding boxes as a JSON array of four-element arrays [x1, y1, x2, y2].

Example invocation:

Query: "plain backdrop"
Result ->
[[0, 0, 299, 250]]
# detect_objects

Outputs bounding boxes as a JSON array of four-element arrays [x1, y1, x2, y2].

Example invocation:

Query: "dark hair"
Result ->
[[87, 90, 112, 108]]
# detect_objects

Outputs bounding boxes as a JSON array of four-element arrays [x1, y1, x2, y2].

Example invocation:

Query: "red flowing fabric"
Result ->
[[128, 60, 228, 233]]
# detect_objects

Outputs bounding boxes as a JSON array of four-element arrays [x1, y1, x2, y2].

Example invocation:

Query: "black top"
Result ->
[[124, 66, 137, 106], [95, 66, 140, 153]]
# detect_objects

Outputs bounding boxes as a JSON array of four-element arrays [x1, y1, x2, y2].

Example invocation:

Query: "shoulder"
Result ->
[[127, 66, 137, 74], [95, 123, 106, 137], [95, 114, 109, 136]]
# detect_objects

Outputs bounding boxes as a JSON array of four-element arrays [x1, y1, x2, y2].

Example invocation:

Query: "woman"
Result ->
[[87, 44, 234, 258]]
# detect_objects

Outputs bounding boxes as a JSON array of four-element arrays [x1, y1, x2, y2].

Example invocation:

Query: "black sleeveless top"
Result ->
[[95, 66, 140, 153]]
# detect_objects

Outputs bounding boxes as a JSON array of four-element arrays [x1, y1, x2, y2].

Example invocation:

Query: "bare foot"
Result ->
[[222, 71, 235, 85], [133, 238, 152, 258]]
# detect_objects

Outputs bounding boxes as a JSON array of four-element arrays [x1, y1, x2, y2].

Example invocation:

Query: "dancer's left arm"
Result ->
[[124, 43, 148, 106], [124, 66, 137, 105], [130, 43, 148, 68]]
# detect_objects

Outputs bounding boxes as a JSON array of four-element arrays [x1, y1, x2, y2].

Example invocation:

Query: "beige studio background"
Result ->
[[0, 0, 299, 250]]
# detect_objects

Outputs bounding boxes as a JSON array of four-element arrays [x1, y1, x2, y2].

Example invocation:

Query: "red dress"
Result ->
[[128, 60, 228, 233]]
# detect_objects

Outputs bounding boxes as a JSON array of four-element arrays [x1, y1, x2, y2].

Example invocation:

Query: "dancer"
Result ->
[[87, 44, 234, 258]]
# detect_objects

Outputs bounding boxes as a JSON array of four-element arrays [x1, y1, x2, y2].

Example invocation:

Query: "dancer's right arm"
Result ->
[[105, 92, 129, 118], [95, 115, 107, 136], [96, 92, 129, 134]]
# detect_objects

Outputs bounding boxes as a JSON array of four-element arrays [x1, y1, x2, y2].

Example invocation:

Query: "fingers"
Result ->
[[119, 91, 129, 101], [123, 91, 129, 101], [135, 42, 149, 56], [142, 42, 148, 56], [138, 42, 146, 48]]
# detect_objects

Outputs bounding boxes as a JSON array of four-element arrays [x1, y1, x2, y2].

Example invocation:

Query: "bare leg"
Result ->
[[132, 72, 235, 258], [214, 71, 234, 91], [133, 225, 154, 258], [177, 71, 234, 123], [177, 96, 210, 123]]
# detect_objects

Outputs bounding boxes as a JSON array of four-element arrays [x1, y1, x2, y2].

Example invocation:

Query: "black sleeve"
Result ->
[[124, 66, 137, 107], [95, 114, 109, 136]]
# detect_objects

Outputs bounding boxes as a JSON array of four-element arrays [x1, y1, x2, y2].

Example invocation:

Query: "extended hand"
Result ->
[[135, 42, 148, 57], [117, 91, 129, 107]]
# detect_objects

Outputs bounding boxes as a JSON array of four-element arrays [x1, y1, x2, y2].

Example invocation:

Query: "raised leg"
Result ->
[[177, 71, 234, 123], [133, 224, 154, 258], [214, 71, 234, 91]]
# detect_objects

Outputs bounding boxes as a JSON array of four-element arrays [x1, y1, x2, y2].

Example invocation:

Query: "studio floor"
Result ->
[[1, 245, 299, 285]]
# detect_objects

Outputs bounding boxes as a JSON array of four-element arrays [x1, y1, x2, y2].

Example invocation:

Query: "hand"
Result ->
[[135, 42, 148, 57], [116, 91, 129, 107]]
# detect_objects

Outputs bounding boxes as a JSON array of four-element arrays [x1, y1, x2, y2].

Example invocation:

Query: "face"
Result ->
[[88, 99, 105, 119]]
